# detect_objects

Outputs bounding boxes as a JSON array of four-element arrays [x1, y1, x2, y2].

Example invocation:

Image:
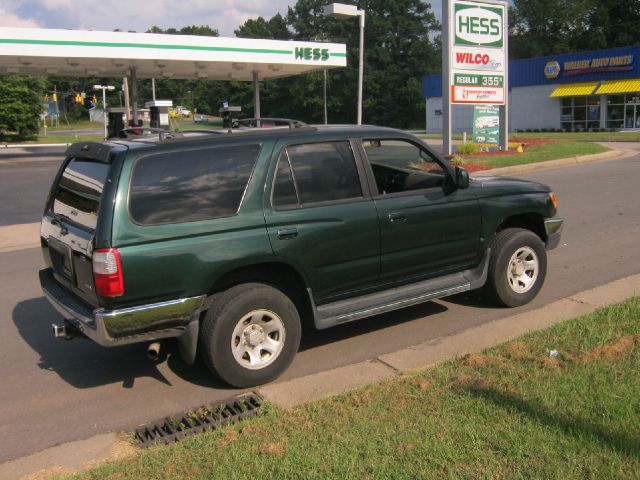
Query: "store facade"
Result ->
[[422, 45, 640, 133]]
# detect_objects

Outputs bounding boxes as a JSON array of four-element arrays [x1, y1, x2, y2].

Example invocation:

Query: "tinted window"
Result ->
[[272, 152, 299, 208], [53, 158, 110, 230], [129, 144, 260, 225], [363, 139, 447, 194], [286, 142, 362, 205]]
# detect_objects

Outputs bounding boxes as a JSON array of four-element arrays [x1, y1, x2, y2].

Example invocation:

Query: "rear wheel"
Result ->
[[485, 228, 547, 307], [199, 283, 301, 388]]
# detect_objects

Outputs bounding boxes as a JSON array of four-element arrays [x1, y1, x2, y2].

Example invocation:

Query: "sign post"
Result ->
[[443, 0, 508, 154]]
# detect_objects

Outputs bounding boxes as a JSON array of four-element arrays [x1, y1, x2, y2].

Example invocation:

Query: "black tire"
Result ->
[[485, 228, 547, 307], [199, 283, 301, 388]]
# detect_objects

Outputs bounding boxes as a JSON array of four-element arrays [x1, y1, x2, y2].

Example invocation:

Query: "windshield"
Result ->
[[52, 157, 110, 231]]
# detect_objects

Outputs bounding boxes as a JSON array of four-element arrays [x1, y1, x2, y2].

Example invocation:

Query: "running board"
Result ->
[[312, 249, 490, 330]]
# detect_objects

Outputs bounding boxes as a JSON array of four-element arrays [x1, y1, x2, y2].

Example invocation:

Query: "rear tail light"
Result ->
[[93, 248, 124, 297], [549, 192, 558, 209]]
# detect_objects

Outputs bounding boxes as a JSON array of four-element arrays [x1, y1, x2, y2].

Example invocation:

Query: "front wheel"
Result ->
[[199, 283, 301, 388], [485, 228, 547, 307]]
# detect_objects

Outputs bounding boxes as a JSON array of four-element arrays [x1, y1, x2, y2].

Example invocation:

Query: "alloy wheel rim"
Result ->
[[506, 246, 539, 294], [231, 309, 286, 370]]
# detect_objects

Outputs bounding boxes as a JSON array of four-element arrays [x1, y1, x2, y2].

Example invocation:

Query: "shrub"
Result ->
[[457, 143, 479, 154]]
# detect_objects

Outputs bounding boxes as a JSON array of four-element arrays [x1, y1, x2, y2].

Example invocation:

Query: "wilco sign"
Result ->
[[454, 3, 504, 47]]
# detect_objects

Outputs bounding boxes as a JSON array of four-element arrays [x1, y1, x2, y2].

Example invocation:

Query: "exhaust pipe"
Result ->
[[147, 342, 161, 360]]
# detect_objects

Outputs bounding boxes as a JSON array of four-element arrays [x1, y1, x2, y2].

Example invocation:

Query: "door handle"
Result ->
[[277, 227, 298, 240], [388, 212, 407, 224]]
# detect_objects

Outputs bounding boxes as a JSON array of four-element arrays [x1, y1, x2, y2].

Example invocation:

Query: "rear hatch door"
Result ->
[[41, 143, 119, 307]]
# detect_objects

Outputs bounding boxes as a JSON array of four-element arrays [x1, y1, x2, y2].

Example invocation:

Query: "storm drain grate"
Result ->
[[133, 393, 263, 448]]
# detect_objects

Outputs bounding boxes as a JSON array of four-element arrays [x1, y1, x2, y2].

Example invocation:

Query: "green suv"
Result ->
[[39, 123, 563, 387]]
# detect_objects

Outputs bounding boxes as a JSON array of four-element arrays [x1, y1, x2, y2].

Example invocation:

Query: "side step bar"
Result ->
[[312, 250, 490, 330]]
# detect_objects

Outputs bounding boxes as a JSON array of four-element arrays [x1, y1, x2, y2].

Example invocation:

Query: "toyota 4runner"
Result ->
[[39, 122, 563, 387]]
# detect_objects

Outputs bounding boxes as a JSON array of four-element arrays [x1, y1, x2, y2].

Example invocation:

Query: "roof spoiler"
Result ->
[[64, 142, 112, 163]]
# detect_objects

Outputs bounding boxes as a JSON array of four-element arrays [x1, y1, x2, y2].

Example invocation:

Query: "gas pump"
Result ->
[[146, 100, 172, 130], [106, 107, 126, 138], [219, 106, 241, 128]]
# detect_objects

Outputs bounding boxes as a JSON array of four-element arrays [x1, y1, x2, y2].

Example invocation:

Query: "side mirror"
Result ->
[[455, 166, 469, 189]]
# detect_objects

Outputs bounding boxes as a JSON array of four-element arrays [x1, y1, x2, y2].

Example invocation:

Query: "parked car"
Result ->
[[39, 120, 562, 387]]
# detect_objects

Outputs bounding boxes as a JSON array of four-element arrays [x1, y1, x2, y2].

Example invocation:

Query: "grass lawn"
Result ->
[[514, 131, 640, 142], [44, 120, 104, 132], [418, 131, 640, 142], [72, 297, 640, 479], [464, 141, 610, 169], [7, 135, 104, 144]]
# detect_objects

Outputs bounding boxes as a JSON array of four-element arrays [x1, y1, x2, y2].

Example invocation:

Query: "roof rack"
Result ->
[[237, 118, 308, 129], [173, 129, 224, 135]]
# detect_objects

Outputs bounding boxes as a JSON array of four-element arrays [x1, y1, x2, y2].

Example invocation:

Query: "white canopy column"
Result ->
[[253, 71, 260, 119], [130, 67, 138, 125]]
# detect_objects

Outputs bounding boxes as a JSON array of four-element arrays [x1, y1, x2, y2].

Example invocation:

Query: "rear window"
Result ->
[[129, 144, 260, 225], [52, 157, 110, 231]]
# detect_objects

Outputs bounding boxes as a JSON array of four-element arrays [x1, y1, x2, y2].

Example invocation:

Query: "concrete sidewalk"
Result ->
[[0, 223, 40, 253], [1, 273, 638, 479]]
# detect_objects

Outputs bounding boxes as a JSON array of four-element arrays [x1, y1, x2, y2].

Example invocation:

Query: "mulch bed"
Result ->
[[447, 138, 559, 171]]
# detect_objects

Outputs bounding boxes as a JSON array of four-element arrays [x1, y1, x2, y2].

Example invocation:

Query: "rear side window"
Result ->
[[280, 141, 362, 206], [129, 144, 260, 225], [53, 157, 110, 231]]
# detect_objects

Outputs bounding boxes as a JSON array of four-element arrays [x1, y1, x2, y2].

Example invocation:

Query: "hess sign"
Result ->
[[454, 2, 504, 48], [449, 0, 507, 105]]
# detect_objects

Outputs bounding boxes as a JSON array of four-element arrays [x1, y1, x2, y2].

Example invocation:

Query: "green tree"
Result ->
[[146, 25, 219, 36], [510, 0, 640, 58], [285, 0, 441, 127], [234, 13, 290, 39], [510, 0, 593, 58], [0, 75, 46, 139], [582, 0, 640, 50]]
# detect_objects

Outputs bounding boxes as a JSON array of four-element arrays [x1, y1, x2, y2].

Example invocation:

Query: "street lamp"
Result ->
[[93, 84, 115, 139], [323, 2, 365, 125]]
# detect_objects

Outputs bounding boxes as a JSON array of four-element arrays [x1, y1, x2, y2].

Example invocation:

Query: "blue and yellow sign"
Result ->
[[544, 61, 560, 79], [545, 55, 634, 79]]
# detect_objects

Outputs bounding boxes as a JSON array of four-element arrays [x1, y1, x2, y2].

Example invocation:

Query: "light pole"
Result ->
[[93, 84, 115, 139], [323, 2, 365, 125]]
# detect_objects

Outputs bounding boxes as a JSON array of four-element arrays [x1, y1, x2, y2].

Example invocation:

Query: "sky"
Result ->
[[0, 0, 443, 37]]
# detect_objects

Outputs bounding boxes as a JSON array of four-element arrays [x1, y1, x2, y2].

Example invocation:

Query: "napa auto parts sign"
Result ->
[[450, 0, 507, 105]]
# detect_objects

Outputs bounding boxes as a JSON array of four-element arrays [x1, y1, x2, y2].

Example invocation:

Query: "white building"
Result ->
[[423, 45, 640, 133]]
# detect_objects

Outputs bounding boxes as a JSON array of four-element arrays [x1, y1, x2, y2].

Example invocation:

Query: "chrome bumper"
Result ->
[[544, 218, 564, 250], [40, 268, 205, 346]]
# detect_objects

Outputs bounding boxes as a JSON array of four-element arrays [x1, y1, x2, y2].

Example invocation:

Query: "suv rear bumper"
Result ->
[[544, 218, 564, 250], [40, 268, 205, 346]]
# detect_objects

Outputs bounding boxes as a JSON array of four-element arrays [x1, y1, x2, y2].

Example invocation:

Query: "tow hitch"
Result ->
[[51, 321, 78, 340]]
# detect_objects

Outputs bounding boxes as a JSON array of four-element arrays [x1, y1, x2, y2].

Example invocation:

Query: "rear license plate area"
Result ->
[[48, 236, 75, 282]]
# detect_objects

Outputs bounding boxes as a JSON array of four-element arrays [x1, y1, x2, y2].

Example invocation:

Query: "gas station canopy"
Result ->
[[0, 27, 347, 80]]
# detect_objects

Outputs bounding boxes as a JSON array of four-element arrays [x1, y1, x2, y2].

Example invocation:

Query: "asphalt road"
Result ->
[[1, 147, 640, 463]]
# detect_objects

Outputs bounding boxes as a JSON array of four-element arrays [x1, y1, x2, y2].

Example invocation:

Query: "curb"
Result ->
[[0, 434, 135, 480], [2, 273, 639, 478], [474, 146, 634, 176], [257, 272, 640, 407], [0, 223, 41, 253]]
